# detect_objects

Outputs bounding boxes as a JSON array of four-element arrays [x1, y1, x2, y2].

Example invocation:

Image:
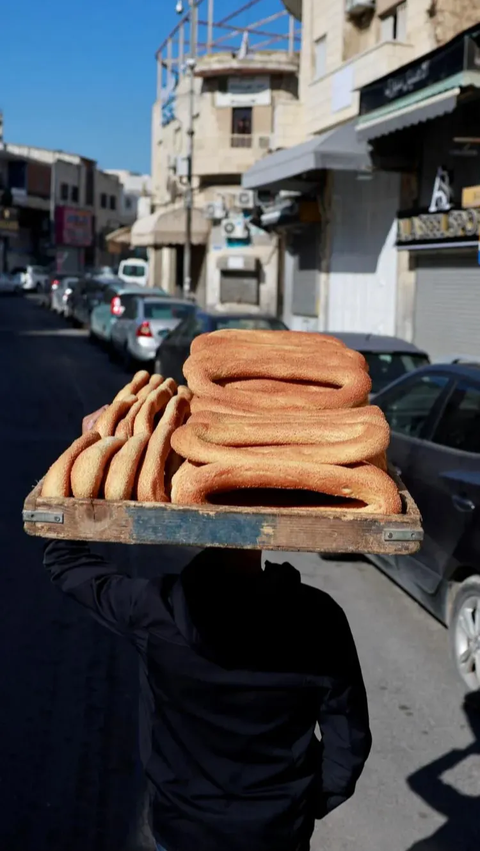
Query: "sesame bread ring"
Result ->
[[137, 374, 164, 402], [114, 399, 144, 439], [41, 431, 102, 498], [190, 329, 348, 355], [183, 353, 372, 410], [171, 459, 401, 514], [94, 396, 138, 438], [133, 382, 174, 436], [188, 406, 386, 427], [113, 370, 150, 402], [104, 434, 150, 501], [137, 395, 191, 502], [71, 437, 126, 499]]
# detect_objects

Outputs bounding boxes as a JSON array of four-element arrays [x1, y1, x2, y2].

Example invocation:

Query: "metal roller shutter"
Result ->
[[290, 224, 319, 317], [414, 254, 480, 360]]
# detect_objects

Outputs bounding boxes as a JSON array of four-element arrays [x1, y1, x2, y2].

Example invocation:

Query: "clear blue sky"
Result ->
[[2, 0, 289, 174]]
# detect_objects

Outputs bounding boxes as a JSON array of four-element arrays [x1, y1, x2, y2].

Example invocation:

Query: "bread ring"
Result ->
[[178, 385, 193, 402], [137, 395, 191, 502], [188, 406, 386, 427], [133, 382, 173, 436], [190, 341, 366, 372], [104, 434, 150, 501], [71, 437, 126, 499], [183, 353, 372, 410], [137, 374, 164, 402], [41, 431, 101, 497], [113, 370, 150, 401], [94, 396, 138, 438], [171, 459, 402, 514], [190, 329, 348, 355], [114, 399, 144, 439]]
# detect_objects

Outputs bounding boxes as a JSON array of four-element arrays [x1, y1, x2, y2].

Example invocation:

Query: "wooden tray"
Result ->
[[23, 470, 423, 555]]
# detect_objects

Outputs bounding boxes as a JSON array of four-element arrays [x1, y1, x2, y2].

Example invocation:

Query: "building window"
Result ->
[[100, 192, 107, 209], [125, 197, 132, 210], [60, 182, 69, 201], [109, 195, 117, 211], [71, 185, 79, 202], [380, 1, 407, 42], [231, 107, 252, 148], [314, 35, 327, 80]]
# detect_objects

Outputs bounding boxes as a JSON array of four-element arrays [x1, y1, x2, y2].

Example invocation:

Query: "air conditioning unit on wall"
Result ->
[[235, 189, 255, 210], [222, 218, 249, 240], [204, 201, 226, 220], [345, 0, 375, 16]]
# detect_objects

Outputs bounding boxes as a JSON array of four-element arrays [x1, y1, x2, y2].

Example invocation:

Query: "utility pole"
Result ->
[[183, 0, 197, 297]]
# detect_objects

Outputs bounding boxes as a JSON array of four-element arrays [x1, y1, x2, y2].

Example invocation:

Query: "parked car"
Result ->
[[110, 296, 196, 367], [0, 272, 23, 294], [118, 258, 149, 287], [11, 265, 50, 292], [371, 362, 480, 691], [49, 274, 80, 314], [154, 309, 288, 384], [89, 282, 169, 345], [324, 333, 430, 395], [68, 275, 112, 328]]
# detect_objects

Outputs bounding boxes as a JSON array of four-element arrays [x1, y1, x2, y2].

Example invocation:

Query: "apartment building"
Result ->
[[243, 0, 480, 345], [131, 0, 301, 309]]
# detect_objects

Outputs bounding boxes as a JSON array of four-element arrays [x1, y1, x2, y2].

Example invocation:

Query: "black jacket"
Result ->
[[44, 540, 372, 851]]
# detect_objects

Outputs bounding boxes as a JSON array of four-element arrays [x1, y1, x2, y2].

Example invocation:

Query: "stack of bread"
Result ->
[[169, 329, 402, 514], [41, 370, 191, 502]]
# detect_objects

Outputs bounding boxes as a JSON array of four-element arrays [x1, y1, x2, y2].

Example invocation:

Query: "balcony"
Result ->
[[194, 133, 273, 177]]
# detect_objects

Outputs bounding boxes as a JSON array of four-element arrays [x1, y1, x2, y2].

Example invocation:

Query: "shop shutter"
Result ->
[[414, 254, 480, 360], [290, 224, 319, 317]]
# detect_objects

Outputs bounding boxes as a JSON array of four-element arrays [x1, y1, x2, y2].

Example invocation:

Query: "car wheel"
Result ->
[[449, 577, 480, 691]]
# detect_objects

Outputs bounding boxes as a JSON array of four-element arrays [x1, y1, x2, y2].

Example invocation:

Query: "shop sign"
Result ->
[[55, 206, 93, 247], [428, 167, 453, 213], [396, 207, 480, 248], [462, 185, 480, 209], [215, 76, 271, 108], [0, 207, 19, 235]]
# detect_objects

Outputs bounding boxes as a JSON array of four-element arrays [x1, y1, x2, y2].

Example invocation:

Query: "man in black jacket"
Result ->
[[43, 416, 372, 851]]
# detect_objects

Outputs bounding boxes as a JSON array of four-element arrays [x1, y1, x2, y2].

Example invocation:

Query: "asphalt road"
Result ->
[[0, 294, 479, 851]]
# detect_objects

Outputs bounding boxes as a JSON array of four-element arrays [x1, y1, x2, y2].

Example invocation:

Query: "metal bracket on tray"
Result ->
[[23, 510, 65, 525], [383, 528, 423, 543]]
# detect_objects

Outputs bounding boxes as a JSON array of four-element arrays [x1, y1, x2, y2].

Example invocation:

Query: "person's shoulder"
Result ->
[[298, 580, 347, 623]]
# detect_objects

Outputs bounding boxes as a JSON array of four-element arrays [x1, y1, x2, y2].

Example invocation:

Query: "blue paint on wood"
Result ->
[[128, 506, 277, 548]]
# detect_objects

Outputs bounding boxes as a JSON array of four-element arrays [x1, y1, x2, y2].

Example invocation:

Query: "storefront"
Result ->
[[358, 23, 480, 359], [55, 206, 94, 273]]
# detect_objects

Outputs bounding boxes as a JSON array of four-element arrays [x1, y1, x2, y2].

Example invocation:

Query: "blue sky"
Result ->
[[2, 0, 289, 174]]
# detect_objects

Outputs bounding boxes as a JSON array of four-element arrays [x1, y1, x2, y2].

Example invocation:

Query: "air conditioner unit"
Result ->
[[235, 189, 255, 210], [258, 135, 272, 151], [222, 218, 249, 240], [176, 155, 189, 178], [204, 201, 226, 220], [345, 0, 375, 15]]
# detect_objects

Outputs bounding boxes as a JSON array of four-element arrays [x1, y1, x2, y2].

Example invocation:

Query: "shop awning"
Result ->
[[242, 119, 370, 191], [356, 71, 480, 142], [105, 225, 132, 246], [131, 207, 210, 248]]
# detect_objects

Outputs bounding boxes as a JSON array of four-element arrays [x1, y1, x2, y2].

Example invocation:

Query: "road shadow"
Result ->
[[405, 692, 480, 851]]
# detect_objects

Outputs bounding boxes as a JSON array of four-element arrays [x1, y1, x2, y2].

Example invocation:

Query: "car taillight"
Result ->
[[110, 296, 123, 316], [136, 321, 153, 338], [51, 279, 60, 290]]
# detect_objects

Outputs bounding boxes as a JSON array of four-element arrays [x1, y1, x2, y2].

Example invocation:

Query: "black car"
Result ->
[[154, 309, 288, 384], [68, 275, 119, 328], [372, 362, 480, 691]]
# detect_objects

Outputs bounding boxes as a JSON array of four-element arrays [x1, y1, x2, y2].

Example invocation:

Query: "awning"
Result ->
[[242, 119, 370, 191], [356, 70, 480, 142], [105, 225, 132, 246], [131, 207, 210, 248]]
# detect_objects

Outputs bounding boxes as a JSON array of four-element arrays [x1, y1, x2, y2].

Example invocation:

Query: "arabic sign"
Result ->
[[396, 207, 480, 248], [56, 206, 93, 247], [0, 207, 19, 235], [359, 28, 479, 114], [216, 76, 271, 108]]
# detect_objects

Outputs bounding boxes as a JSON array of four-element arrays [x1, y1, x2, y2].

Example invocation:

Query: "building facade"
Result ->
[[243, 0, 480, 345]]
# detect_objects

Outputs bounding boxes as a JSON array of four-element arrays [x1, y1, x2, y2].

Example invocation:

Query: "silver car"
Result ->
[[110, 296, 195, 367], [50, 275, 80, 314]]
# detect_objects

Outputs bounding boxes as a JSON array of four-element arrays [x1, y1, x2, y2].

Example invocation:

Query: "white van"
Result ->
[[118, 258, 149, 287]]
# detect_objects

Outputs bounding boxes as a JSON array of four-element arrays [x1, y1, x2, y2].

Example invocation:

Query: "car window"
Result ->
[[214, 317, 287, 331], [364, 352, 430, 394], [103, 286, 119, 303], [168, 313, 208, 344], [122, 297, 138, 319], [432, 381, 480, 453], [378, 374, 450, 438], [143, 302, 194, 321], [122, 264, 145, 277]]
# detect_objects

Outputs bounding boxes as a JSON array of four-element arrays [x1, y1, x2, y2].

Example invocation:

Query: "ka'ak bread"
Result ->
[[114, 398, 144, 439], [41, 431, 102, 498], [94, 396, 138, 438], [190, 329, 349, 354], [136, 395, 191, 502], [113, 370, 150, 402], [190, 339, 367, 372], [70, 437, 126, 499], [183, 351, 372, 411], [133, 382, 174, 436], [171, 410, 390, 467], [136, 374, 164, 402], [171, 459, 402, 514], [103, 434, 150, 501]]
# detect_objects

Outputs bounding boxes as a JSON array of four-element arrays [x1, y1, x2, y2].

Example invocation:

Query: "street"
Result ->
[[1, 294, 479, 851]]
